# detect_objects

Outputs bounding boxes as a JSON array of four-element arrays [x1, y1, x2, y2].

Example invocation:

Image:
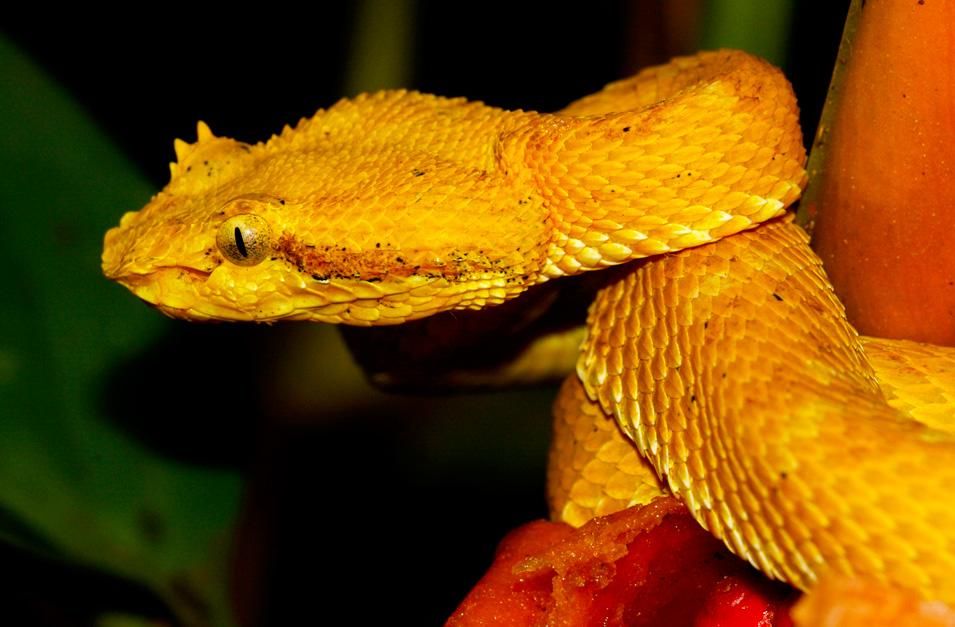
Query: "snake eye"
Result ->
[[216, 214, 271, 266]]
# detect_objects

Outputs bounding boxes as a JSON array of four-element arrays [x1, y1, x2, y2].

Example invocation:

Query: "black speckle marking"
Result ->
[[411, 168, 426, 177], [623, 126, 631, 132], [772, 292, 784, 302]]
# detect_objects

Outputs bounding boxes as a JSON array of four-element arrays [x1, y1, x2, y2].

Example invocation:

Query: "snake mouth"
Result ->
[[108, 265, 226, 320], [109, 265, 211, 291]]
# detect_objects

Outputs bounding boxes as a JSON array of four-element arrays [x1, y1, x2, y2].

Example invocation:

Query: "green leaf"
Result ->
[[0, 36, 240, 626]]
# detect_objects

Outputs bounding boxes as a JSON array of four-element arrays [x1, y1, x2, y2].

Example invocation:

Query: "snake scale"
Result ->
[[102, 50, 955, 608]]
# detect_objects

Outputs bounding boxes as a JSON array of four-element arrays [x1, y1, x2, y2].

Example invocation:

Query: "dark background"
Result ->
[[3, 2, 849, 624]]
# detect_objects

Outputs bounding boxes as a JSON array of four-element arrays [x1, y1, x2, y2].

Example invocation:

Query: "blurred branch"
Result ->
[[699, 0, 794, 65], [344, 0, 415, 94]]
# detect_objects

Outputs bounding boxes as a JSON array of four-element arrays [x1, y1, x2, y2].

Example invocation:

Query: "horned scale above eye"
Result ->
[[216, 214, 272, 266]]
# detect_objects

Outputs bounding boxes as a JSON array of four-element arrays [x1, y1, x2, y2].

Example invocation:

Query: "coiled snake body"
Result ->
[[102, 50, 955, 605]]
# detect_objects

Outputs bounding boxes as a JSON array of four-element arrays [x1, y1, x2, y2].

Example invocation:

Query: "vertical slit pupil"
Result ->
[[234, 226, 248, 257]]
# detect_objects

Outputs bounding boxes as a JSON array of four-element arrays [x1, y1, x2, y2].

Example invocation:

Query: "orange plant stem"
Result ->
[[809, 0, 955, 344]]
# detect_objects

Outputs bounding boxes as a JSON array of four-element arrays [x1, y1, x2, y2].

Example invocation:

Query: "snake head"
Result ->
[[102, 96, 554, 324], [104, 52, 807, 325]]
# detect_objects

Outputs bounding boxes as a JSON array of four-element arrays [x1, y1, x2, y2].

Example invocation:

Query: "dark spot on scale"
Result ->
[[690, 394, 697, 403], [779, 472, 788, 480], [367, 277, 382, 283], [411, 168, 426, 177], [703, 321, 709, 329], [375, 242, 381, 248], [396, 256, 405, 264], [203, 160, 208, 165], [721, 372, 727, 379], [772, 292, 784, 302], [186, 166, 192, 172], [279, 198, 286, 205], [623, 126, 631, 132], [918, 0, 924, 5]]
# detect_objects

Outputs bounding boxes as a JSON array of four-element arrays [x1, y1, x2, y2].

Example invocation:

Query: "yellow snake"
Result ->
[[101, 50, 955, 609]]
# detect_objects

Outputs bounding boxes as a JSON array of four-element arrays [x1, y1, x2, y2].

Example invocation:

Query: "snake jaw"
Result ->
[[105, 248, 538, 324]]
